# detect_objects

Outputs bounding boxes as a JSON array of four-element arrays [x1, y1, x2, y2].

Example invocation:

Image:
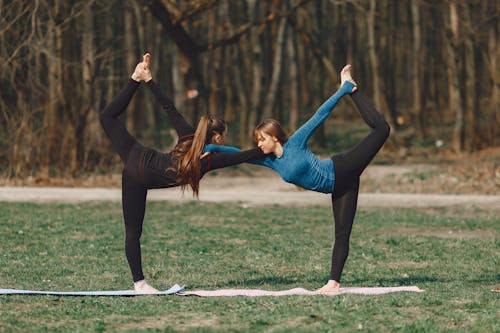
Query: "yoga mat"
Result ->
[[179, 286, 424, 297], [0, 284, 184, 296]]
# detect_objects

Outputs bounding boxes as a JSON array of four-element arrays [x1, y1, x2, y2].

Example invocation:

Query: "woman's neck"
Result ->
[[274, 143, 284, 158]]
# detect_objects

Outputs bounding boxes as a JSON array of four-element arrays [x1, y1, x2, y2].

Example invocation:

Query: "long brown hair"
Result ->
[[253, 119, 288, 144], [171, 116, 226, 197]]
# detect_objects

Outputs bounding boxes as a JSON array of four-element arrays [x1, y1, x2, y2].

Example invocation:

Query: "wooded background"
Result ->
[[1, 0, 498, 178]]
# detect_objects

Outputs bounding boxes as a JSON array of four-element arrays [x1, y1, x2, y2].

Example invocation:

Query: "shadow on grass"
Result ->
[[223, 276, 308, 288], [346, 275, 440, 286]]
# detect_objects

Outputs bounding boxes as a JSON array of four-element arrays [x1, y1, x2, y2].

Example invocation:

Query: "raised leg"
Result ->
[[335, 92, 390, 179]]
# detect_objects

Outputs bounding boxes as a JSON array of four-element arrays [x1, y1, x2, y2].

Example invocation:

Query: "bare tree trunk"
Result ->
[[223, 46, 234, 122], [172, 45, 189, 130], [366, 0, 396, 149], [386, 0, 400, 129], [207, 6, 218, 117], [411, 0, 424, 139], [295, 8, 311, 106], [314, 0, 327, 148], [286, 23, 299, 131], [288, 17, 337, 85], [151, 22, 163, 146], [125, 4, 137, 135], [487, 2, 499, 146], [368, 0, 382, 111], [81, 2, 95, 170], [446, 0, 465, 153], [105, 17, 116, 122], [42, 1, 63, 179], [261, 18, 287, 120], [232, 47, 249, 147], [59, 2, 79, 175], [132, 0, 151, 137], [246, 0, 262, 139], [142, 0, 209, 121], [345, 1, 355, 66], [462, 3, 476, 151]]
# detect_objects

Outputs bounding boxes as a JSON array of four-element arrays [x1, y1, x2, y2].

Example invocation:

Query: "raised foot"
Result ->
[[131, 53, 153, 82], [340, 64, 357, 93], [317, 280, 341, 294]]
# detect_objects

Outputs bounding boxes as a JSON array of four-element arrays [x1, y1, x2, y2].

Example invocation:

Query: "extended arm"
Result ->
[[207, 147, 268, 170], [204, 144, 241, 153], [204, 144, 274, 168], [146, 80, 195, 138], [290, 81, 355, 146], [100, 79, 139, 125]]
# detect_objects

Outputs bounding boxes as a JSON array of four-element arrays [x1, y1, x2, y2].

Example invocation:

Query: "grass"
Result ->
[[0, 201, 498, 332]]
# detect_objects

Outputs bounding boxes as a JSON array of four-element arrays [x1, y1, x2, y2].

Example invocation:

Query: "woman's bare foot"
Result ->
[[134, 279, 159, 294], [317, 280, 341, 294], [340, 64, 357, 93], [131, 53, 153, 82]]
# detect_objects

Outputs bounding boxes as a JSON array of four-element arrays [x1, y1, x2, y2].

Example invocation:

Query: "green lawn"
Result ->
[[0, 201, 498, 332]]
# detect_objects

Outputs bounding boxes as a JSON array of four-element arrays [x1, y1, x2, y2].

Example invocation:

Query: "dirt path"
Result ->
[[1, 168, 498, 210]]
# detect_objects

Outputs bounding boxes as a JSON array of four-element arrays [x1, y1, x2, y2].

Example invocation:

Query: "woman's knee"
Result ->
[[380, 121, 390, 140]]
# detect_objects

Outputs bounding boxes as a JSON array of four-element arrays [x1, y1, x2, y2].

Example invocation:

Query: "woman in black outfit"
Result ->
[[100, 54, 264, 293]]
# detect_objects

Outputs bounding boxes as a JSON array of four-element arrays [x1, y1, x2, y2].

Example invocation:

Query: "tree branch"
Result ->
[[162, 0, 221, 25], [286, 10, 337, 82], [198, 0, 314, 52]]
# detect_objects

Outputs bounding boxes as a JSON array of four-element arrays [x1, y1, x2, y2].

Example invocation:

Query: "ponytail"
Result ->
[[171, 116, 226, 197]]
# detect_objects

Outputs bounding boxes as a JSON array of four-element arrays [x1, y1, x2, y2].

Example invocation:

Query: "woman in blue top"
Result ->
[[205, 65, 390, 293]]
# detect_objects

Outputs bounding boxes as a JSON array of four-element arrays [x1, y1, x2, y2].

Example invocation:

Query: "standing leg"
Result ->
[[122, 175, 147, 282], [330, 177, 359, 282], [317, 176, 359, 294], [122, 175, 158, 293]]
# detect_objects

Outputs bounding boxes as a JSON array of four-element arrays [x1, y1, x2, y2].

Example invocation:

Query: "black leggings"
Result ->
[[100, 80, 266, 282], [329, 91, 390, 282], [100, 81, 148, 282]]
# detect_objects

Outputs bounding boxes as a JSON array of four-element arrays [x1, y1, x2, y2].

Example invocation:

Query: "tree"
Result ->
[[445, 0, 465, 153]]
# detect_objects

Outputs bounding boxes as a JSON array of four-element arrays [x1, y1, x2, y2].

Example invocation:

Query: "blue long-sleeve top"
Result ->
[[204, 81, 355, 194]]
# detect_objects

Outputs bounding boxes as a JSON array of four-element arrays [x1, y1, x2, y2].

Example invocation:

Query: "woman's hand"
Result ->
[[131, 53, 152, 82]]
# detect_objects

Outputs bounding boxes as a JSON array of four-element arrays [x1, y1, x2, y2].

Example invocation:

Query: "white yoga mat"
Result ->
[[179, 286, 425, 297], [0, 284, 184, 296]]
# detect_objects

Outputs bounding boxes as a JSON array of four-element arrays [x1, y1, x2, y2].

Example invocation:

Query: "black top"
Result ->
[[118, 79, 264, 189]]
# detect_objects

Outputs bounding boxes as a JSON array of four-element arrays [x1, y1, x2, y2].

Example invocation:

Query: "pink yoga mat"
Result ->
[[179, 286, 424, 297]]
